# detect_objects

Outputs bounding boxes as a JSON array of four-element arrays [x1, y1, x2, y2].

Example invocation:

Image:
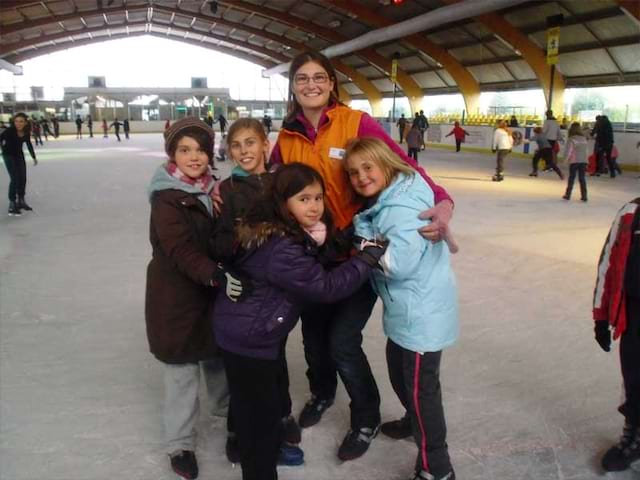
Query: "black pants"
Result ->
[[114, 130, 121, 142], [565, 163, 587, 200], [223, 349, 281, 480], [620, 296, 640, 426], [3, 153, 26, 202], [408, 147, 419, 161], [300, 281, 380, 429], [454, 139, 462, 152], [227, 341, 292, 433], [33, 133, 43, 146], [399, 127, 405, 143], [88, 126, 93, 138], [532, 148, 552, 172], [76, 127, 82, 139], [598, 144, 617, 177], [386, 339, 452, 477], [124, 131, 130, 140]]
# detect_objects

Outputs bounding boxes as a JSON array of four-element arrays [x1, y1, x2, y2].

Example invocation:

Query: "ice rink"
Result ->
[[1, 132, 639, 480]]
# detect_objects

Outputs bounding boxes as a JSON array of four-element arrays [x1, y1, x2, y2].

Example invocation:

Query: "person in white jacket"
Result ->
[[543, 110, 562, 164], [492, 120, 513, 181]]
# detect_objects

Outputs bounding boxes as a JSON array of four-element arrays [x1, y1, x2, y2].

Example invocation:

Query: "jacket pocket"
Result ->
[[264, 297, 294, 334]]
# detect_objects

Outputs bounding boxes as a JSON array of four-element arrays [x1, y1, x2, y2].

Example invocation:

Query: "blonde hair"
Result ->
[[344, 137, 414, 190]]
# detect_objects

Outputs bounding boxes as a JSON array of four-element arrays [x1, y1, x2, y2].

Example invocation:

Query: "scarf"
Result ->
[[304, 221, 327, 246], [165, 162, 214, 194]]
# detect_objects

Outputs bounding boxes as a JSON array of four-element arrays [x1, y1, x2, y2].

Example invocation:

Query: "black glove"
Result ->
[[594, 320, 611, 352], [211, 265, 251, 302], [355, 238, 389, 268]]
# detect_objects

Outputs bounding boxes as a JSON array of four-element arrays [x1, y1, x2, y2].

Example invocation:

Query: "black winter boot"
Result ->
[[411, 470, 456, 480], [8, 201, 21, 216], [381, 415, 412, 440], [298, 396, 334, 428], [169, 450, 198, 479], [601, 423, 640, 472], [337, 424, 380, 461], [17, 197, 32, 211], [282, 415, 302, 444]]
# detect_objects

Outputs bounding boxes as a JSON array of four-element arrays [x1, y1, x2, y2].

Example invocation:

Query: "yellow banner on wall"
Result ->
[[391, 58, 398, 83], [547, 27, 560, 65]]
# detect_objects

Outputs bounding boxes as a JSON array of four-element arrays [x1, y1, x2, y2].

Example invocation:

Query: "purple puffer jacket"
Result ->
[[212, 225, 372, 360]]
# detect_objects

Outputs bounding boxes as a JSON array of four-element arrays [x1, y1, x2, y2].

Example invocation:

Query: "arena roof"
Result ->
[[1, 0, 639, 113]]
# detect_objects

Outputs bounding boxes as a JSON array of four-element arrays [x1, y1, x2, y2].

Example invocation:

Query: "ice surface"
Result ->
[[1, 134, 639, 479]]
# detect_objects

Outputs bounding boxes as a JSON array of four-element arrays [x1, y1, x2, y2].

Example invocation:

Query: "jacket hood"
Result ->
[[147, 164, 214, 214]]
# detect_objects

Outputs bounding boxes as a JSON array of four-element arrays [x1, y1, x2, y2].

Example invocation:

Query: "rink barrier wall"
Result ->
[[51, 120, 640, 171], [381, 121, 640, 171]]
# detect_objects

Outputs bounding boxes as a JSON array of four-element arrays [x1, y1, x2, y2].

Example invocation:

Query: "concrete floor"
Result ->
[[1, 133, 639, 480]]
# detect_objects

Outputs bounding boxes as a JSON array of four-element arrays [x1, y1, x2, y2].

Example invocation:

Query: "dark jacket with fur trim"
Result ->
[[212, 222, 372, 359]]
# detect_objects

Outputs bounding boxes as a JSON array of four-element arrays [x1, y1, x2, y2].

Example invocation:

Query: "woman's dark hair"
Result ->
[[246, 163, 334, 241], [166, 126, 213, 163], [286, 51, 342, 122], [12, 112, 30, 133]]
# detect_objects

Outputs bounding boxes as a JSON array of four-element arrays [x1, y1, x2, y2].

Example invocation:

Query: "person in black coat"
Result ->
[[110, 118, 123, 142], [216, 114, 228, 135], [123, 118, 130, 140], [1, 112, 37, 215], [87, 115, 93, 138], [75, 115, 83, 139], [592, 115, 617, 177], [51, 117, 59, 138]]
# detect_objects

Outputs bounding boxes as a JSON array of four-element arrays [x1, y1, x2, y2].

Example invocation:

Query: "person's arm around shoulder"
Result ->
[[370, 204, 430, 280], [265, 237, 374, 304], [151, 192, 218, 286]]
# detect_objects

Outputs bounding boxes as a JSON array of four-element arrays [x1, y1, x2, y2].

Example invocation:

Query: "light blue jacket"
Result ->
[[353, 173, 458, 353]]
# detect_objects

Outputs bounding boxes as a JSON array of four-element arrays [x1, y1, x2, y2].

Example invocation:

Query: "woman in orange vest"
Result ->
[[270, 51, 455, 462]]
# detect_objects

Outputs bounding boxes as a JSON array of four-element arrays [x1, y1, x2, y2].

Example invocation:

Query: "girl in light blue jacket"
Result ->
[[345, 137, 458, 480]]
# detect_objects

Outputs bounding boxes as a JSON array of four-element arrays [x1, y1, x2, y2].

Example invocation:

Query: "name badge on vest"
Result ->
[[329, 147, 346, 160]]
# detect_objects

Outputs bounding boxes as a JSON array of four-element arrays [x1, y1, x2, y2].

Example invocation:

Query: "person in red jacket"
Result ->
[[593, 197, 640, 473], [445, 121, 469, 152]]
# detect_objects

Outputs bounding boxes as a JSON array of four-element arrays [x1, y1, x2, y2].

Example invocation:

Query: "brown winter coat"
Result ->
[[145, 188, 219, 363]]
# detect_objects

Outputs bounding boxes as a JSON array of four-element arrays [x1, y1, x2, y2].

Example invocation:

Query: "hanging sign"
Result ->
[[547, 27, 560, 65]]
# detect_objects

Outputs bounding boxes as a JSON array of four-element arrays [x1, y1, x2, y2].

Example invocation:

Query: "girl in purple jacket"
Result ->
[[213, 163, 386, 480]]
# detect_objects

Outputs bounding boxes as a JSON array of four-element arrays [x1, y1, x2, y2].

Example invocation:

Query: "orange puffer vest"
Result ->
[[277, 105, 363, 229]]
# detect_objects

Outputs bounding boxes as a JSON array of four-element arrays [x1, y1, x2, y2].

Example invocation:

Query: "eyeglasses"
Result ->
[[294, 73, 330, 85]]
